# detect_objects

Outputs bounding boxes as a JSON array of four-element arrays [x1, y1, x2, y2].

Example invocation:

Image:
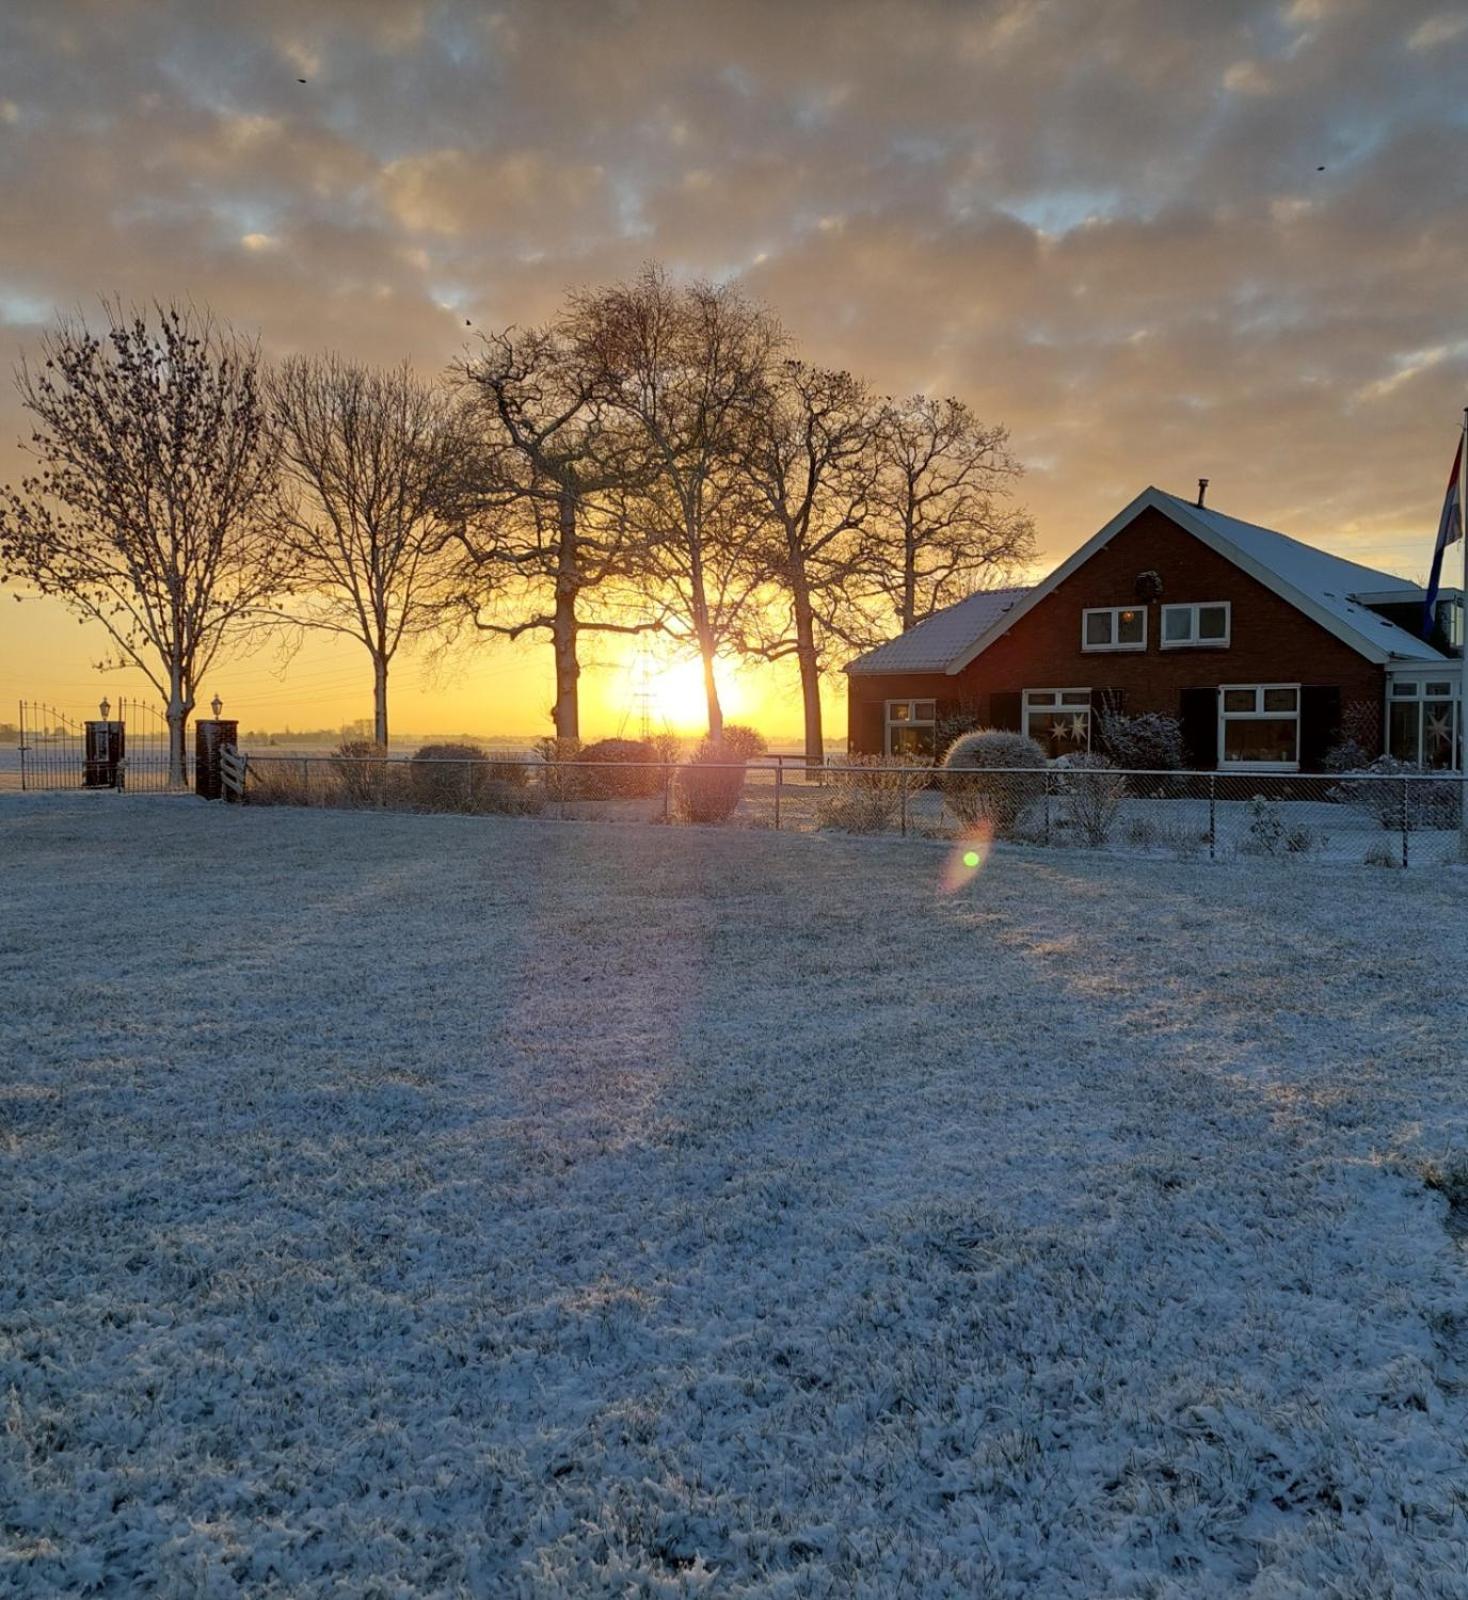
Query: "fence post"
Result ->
[[1208, 773, 1216, 861], [1402, 774, 1410, 868], [774, 762, 783, 830], [662, 762, 671, 823], [302, 757, 310, 806], [1043, 768, 1051, 846]]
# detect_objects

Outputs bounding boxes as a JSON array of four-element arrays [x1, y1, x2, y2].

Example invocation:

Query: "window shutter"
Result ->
[[850, 698, 883, 754], [988, 691, 1022, 732], [1178, 687, 1217, 770], [1298, 686, 1341, 772]]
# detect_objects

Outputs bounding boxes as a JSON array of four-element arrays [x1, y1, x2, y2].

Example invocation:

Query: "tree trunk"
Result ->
[[552, 492, 581, 741], [700, 642, 723, 742], [791, 576, 823, 770], [687, 527, 722, 740], [373, 655, 389, 747], [166, 661, 191, 787], [552, 591, 580, 742], [902, 526, 917, 632]]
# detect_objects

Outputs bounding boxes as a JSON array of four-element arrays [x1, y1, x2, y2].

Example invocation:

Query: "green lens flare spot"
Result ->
[[962, 850, 980, 868]]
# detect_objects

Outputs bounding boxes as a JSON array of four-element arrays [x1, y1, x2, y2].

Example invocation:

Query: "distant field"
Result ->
[[3, 795, 1468, 1596]]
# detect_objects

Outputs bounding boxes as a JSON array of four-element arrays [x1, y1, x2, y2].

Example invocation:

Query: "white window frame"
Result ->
[[1387, 677, 1460, 769], [884, 698, 937, 757], [1081, 606, 1147, 653], [1217, 683, 1301, 771], [1023, 688, 1092, 754], [1160, 601, 1231, 650]]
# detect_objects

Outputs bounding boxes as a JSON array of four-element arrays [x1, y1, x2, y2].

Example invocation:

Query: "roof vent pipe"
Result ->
[[1196, 477, 1209, 507]]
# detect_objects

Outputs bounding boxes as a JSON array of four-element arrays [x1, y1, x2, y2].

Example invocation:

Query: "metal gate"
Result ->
[[10, 700, 193, 793]]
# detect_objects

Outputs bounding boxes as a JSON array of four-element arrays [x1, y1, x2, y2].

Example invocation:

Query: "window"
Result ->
[[1388, 678, 1460, 769], [885, 699, 937, 757], [1161, 602, 1230, 649], [1023, 689, 1091, 758], [1081, 606, 1146, 651], [1218, 684, 1300, 769]]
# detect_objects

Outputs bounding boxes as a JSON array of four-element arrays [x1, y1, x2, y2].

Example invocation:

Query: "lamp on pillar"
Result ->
[[196, 693, 238, 800], [85, 698, 122, 789]]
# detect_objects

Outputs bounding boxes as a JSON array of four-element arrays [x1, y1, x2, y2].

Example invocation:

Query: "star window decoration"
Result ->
[[1425, 708, 1453, 752]]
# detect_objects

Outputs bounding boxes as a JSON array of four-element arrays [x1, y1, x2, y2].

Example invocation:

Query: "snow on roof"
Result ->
[[845, 586, 1031, 675], [850, 488, 1452, 679], [1153, 491, 1448, 664]]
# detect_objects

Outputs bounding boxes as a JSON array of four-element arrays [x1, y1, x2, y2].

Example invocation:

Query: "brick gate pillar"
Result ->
[[195, 719, 239, 800]]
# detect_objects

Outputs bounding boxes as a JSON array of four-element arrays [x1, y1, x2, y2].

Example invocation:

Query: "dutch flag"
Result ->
[[1422, 432, 1463, 640]]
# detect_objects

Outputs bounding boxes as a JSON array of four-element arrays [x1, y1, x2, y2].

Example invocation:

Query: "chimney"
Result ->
[[1196, 477, 1209, 508]]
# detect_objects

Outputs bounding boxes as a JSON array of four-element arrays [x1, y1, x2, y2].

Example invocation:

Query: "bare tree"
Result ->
[[569, 266, 781, 740], [739, 360, 884, 765], [872, 395, 1035, 630], [269, 355, 470, 747], [453, 325, 659, 742], [0, 301, 283, 782]]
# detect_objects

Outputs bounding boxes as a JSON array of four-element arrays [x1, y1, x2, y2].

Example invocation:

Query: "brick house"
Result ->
[[846, 486, 1463, 773]]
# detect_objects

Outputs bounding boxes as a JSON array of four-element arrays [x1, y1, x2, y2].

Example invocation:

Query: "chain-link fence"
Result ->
[[236, 751, 1468, 867]]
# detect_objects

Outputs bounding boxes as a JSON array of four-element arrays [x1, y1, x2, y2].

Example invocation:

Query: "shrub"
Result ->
[[940, 728, 1046, 836], [245, 759, 313, 807], [409, 742, 488, 811], [1328, 757, 1460, 832], [576, 737, 660, 799], [935, 703, 981, 751], [648, 731, 683, 768], [675, 738, 747, 823], [535, 736, 582, 802], [719, 723, 768, 760], [1323, 737, 1373, 775], [1096, 705, 1184, 770], [816, 755, 930, 834], [1324, 700, 1379, 773], [1363, 840, 1402, 868], [1240, 794, 1322, 856], [330, 739, 388, 808], [481, 757, 542, 815], [1056, 752, 1127, 846]]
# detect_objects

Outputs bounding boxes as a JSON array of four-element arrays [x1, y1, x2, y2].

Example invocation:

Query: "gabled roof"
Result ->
[[845, 585, 1031, 675], [942, 485, 1450, 674]]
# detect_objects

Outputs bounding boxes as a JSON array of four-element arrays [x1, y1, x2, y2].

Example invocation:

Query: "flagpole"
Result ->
[[1460, 404, 1467, 856]]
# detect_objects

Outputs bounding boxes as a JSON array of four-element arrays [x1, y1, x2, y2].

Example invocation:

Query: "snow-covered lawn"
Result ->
[[3, 794, 1467, 1597]]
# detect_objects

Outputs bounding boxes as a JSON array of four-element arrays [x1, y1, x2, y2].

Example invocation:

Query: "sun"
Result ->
[[646, 656, 743, 732]]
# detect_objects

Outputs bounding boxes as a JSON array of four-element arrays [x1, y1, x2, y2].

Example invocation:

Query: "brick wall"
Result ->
[[848, 504, 1384, 764]]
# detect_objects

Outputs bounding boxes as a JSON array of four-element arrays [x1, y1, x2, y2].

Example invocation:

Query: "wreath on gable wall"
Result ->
[[1134, 569, 1164, 602]]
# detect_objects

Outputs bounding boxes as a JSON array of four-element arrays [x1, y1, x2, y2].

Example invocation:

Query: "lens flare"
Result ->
[[939, 822, 994, 895]]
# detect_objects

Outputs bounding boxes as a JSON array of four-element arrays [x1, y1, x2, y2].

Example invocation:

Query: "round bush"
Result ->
[[576, 737, 661, 799], [675, 738, 747, 823], [942, 729, 1046, 771], [940, 728, 1045, 834], [409, 742, 488, 811]]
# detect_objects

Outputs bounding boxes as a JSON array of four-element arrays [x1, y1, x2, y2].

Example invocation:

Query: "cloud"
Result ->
[[0, 0, 1464, 581], [1407, 13, 1468, 49]]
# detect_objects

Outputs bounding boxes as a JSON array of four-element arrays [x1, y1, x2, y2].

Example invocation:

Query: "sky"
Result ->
[[2, 0, 1467, 743]]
